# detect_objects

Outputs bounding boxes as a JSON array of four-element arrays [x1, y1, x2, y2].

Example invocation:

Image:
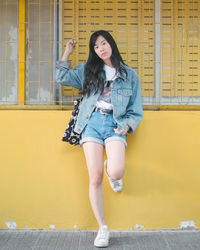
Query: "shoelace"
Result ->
[[98, 229, 107, 239], [112, 179, 121, 188]]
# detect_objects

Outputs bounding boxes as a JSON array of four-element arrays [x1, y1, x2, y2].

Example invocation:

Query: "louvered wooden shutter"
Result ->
[[161, 0, 200, 100], [62, 0, 155, 101]]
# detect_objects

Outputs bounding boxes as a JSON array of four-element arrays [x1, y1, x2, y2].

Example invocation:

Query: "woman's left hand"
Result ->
[[114, 125, 130, 135]]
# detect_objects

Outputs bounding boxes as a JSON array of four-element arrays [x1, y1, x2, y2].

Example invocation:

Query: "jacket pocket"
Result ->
[[118, 88, 133, 96], [117, 88, 132, 107]]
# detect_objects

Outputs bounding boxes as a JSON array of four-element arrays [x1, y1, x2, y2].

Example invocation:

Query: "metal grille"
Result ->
[[26, 0, 60, 105], [62, 0, 155, 104], [0, 0, 19, 105], [161, 0, 200, 105]]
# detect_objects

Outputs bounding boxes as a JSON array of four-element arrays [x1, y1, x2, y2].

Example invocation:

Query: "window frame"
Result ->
[[0, 0, 199, 110]]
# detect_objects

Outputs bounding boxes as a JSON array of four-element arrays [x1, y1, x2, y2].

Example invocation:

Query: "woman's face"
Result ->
[[94, 35, 112, 65]]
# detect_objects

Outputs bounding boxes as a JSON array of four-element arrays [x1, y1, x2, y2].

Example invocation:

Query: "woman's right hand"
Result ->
[[62, 38, 77, 61]]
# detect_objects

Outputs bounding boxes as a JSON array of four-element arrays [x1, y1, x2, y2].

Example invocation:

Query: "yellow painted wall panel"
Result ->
[[0, 111, 200, 230]]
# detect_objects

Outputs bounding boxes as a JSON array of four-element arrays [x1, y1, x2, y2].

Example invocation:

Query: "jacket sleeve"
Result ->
[[126, 72, 143, 134], [56, 61, 85, 90]]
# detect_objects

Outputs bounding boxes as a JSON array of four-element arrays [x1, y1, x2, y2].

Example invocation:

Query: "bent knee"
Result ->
[[107, 168, 124, 180]]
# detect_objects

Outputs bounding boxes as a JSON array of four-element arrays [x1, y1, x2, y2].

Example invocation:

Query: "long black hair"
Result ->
[[83, 30, 127, 97]]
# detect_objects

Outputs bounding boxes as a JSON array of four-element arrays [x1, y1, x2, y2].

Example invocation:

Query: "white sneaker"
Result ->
[[94, 225, 110, 248], [104, 160, 123, 192]]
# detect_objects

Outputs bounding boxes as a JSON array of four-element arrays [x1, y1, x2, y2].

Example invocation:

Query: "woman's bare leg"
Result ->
[[83, 142, 106, 227], [105, 141, 125, 180]]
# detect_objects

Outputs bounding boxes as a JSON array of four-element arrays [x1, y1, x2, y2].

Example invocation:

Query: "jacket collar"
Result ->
[[102, 62, 127, 82], [116, 63, 127, 81]]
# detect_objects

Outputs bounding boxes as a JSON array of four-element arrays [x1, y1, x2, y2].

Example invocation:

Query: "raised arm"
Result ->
[[56, 39, 85, 90]]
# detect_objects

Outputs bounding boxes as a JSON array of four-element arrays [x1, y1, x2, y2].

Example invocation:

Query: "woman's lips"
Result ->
[[101, 52, 107, 57]]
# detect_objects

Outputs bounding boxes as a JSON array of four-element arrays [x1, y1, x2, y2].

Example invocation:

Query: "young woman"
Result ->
[[56, 30, 143, 248]]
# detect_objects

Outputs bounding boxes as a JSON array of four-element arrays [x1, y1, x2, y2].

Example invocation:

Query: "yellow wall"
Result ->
[[0, 110, 200, 230]]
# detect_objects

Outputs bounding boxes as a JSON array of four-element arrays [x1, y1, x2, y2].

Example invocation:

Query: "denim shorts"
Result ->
[[80, 111, 127, 147]]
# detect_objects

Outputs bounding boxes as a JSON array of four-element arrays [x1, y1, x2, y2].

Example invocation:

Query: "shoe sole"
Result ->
[[94, 243, 109, 248]]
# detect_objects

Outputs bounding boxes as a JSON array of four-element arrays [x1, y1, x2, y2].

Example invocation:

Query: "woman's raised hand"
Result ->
[[62, 38, 77, 61]]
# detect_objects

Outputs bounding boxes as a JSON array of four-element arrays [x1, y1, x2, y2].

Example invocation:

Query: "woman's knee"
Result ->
[[89, 172, 104, 187], [107, 167, 124, 180]]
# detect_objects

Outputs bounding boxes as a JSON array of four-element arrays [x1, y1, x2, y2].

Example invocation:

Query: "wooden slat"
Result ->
[[161, 0, 200, 97], [62, 0, 155, 98]]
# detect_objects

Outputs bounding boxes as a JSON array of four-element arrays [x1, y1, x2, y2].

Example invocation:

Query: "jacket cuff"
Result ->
[[127, 118, 137, 134], [56, 61, 70, 69]]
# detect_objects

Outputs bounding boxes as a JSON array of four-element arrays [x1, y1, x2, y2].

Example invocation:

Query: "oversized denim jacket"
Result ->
[[56, 61, 143, 134]]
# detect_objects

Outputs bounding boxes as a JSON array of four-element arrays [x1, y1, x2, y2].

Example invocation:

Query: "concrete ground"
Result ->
[[0, 230, 200, 250]]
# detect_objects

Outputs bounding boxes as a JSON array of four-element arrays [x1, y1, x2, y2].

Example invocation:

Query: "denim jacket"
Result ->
[[56, 61, 143, 134]]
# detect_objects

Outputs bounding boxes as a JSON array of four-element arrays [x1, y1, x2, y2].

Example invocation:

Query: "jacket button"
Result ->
[[85, 116, 89, 119], [91, 104, 94, 107]]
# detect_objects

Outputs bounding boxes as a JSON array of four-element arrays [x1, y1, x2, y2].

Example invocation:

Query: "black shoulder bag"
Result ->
[[62, 97, 83, 146]]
